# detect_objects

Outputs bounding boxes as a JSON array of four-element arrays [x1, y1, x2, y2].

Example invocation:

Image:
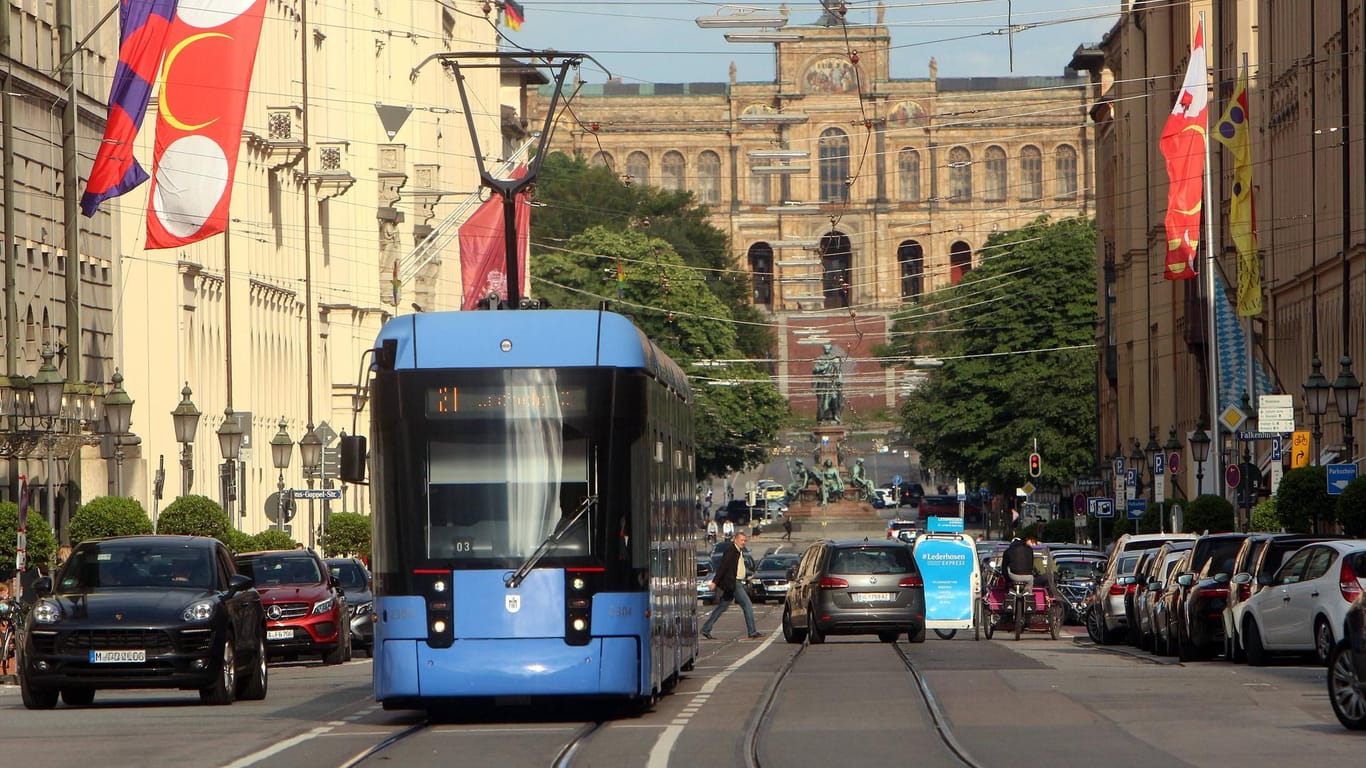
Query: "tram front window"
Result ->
[[423, 369, 597, 562]]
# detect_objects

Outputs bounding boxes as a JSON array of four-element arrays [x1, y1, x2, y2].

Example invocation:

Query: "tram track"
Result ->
[[334, 716, 605, 768]]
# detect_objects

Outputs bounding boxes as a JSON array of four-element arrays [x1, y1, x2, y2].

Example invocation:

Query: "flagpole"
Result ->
[[1200, 12, 1222, 500]]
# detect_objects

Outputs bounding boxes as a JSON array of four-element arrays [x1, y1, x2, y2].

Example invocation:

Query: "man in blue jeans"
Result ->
[[701, 532, 762, 639]]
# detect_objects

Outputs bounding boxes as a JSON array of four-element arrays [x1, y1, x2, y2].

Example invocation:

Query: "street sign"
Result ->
[[1220, 403, 1247, 433], [1114, 455, 1125, 477], [1073, 492, 1086, 514], [1258, 394, 1295, 433], [1154, 473, 1165, 504], [1168, 451, 1181, 476], [1225, 464, 1241, 490], [1127, 499, 1146, 520], [1272, 436, 1283, 462], [1327, 464, 1359, 496], [1022, 481, 1036, 497], [1090, 497, 1114, 518], [1235, 431, 1287, 440], [265, 491, 297, 523], [1292, 430, 1311, 469], [1075, 478, 1104, 489], [314, 420, 338, 445], [1125, 468, 1137, 487], [1153, 453, 1165, 476], [291, 488, 343, 500]]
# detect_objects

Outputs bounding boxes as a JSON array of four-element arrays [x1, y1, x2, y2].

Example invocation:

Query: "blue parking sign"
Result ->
[[1127, 499, 1146, 520]]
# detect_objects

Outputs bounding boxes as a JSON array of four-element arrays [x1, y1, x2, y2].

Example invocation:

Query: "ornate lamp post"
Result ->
[[1190, 421, 1211, 497], [171, 383, 201, 496], [103, 370, 134, 497], [270, 418, 294, 533], [32, 346, 65, 529], [1304, 356, 1332, 464], [299, 424, 323, 549], [216, 408, 244, 524], [1332, 355, 1361, 462]]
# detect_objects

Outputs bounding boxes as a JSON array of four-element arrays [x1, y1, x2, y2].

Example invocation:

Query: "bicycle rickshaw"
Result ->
[[980, 543, 1063, 640]]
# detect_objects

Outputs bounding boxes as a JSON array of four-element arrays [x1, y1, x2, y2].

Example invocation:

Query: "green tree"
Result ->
[[321, 512, 371, 559], [158, 494, 231, 541], [1275, 465, 1335, 533], [532, 225, 790, 477], [1182, 494, 1235, 534], [1249, 498, 1280, 532], [878, 217, 1097, 499], [0, 501, 57, 576], [249, 529, 298, 552], [1337, 476, 1366, 537], [222, 528, 254, 554], [68, 496, 153, 542]]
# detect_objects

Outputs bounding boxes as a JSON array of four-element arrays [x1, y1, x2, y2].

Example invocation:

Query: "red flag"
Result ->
[[1160, 21, 1208, 280], [144, 0, 267, 249], [459, 168, 531, 310]]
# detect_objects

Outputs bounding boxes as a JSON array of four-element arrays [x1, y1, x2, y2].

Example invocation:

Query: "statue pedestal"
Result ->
[[788, 498, 877, 519], [812, 424, 847, 468]]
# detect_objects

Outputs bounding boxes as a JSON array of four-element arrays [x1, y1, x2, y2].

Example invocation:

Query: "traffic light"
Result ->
[[1028, 452, 1042, 478]]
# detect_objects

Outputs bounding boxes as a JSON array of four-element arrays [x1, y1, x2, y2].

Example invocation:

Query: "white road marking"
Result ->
[[221, 721, 348, 768]]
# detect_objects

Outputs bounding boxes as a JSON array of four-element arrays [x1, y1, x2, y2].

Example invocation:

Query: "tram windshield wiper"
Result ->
[[506, 495, 597, 589]]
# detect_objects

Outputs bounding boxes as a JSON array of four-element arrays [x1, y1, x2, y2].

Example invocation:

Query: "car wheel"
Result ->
[[908, 626, 927, 644], [1085, 607, 1102, 644], [1328, 642, 1366, 730], [782, 605, 806, 644], [238, 631, 269, 701], [807, 605, 825, 645], [60, 688, 94, 706], [344, 628, 354, 663], [200, 631, 237, 705], [1243, 618, 1268, 667], [323, 634, 347, 665], [1314, 618, 1335, 666], [1049, 604, 1062, 640], [20, 673, 58, 710], [878, 630, 900, 643]]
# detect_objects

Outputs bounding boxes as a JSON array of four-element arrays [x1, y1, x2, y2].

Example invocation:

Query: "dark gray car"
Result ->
[[325, 558, 373, 657], [782, 540, 926, 644]]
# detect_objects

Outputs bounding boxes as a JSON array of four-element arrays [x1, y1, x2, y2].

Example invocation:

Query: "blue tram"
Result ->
[[341, 308, 698, 710]]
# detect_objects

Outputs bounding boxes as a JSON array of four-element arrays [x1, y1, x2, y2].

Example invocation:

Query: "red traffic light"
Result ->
[[1028, 452, 1042, 477]]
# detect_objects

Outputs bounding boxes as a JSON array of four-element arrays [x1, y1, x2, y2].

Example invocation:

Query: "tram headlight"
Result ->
[[433, 619, 447, 633], [571, 577, 586, 591], [433, 579, 447, 593], [572, 618, 586, 631]]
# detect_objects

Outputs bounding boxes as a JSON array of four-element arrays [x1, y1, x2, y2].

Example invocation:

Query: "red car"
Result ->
[[233, 550, 350, 665]]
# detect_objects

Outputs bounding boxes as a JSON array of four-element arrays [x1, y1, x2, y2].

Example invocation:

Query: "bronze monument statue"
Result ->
[[812, 343, 844, 424], [848, 457, 876, 502]]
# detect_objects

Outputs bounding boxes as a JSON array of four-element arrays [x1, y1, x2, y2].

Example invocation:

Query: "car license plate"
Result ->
[[90, 650, 145, 663], [267, 629, 294, 641], [853, 592, 894, 603]]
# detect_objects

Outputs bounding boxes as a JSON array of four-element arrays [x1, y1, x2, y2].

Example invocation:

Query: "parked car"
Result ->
[[325, 557, 373, 658], [1152, 549, 1194, 656], [782, 540, 926, 644], [697, 557, 717, 605], [898, 482, 925, 508], [750, 553, 802, 604], [872, 487, 896, 508], [1224, 533, 1342, 662], [886, 519, 919, 540], [1123, 549, 1160, 646], [1164, 532, 1249, 660], [1328, 587, 1366, 729], [234, 549, 350, 665], [1089, 532, 1197, 645], [1236, 540, 1366, 666], [16, 535, 267, 709], [720, 499, 753, 525], [1137, 542, 1193, 653]]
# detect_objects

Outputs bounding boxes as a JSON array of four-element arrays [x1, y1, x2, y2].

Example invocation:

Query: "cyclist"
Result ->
[[1002, 535, 1037, 597]]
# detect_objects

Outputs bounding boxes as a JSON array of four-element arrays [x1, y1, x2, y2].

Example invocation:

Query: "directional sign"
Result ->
[[1327, 464, 1359, 496], [1090, 497, 1114, 519], [1258, 394, 1295, 433], [1292, 430, 1311, 469], [291, 488, 343, 500], [1225, 464, 1241, 490], [1127, 499, 1146, 520], [1168, 451, 1181, 476]]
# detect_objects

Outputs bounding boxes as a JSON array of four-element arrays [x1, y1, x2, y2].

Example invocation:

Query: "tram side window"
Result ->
[[426, 430, 592, 560]]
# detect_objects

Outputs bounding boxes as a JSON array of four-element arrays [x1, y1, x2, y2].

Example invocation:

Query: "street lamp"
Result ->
[[216, 408, 244, 523], [171, 383, 201, 496], [1190, 421, 1212, 497], [103, 370, 134, 496], [31, 345, 65, 530], [1304, 356, 1332, 464], [299, 423, 323, 549], [1332, 355, 1361, 461], [270, 417, 294, 533]]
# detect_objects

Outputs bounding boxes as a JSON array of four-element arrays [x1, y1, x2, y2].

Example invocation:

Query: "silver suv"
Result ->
[[782, 540, 927, 644], [1089, 532, 1196, 645]]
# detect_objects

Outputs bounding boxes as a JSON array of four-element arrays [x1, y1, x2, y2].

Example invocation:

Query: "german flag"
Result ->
[[503, 0, 525, 31]]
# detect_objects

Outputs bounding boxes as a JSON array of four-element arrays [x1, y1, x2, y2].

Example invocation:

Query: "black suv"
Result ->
[[782, 540, 926, 644], [898, 482, 925, 508]]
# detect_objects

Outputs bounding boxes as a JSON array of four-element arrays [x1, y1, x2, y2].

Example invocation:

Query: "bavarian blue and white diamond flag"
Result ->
[[1214, 270, 1273, 412]]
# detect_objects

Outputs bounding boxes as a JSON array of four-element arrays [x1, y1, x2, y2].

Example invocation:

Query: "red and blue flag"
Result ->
[[81, 0, 180, 217]]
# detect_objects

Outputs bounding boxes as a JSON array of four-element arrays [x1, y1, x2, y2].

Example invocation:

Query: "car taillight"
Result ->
[[1197, 586, 1229, 599], [818, 577, 849, 589], [1109, 583, 1126, 596], [1238, 583, 1251, 601], [1340, 558, 1363, 603], [1125, 583, 1138, 595], [899, 575, 924, 588]]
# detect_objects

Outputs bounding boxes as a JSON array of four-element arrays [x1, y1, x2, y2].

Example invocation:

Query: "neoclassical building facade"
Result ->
[[529, 20, 1095, 417]]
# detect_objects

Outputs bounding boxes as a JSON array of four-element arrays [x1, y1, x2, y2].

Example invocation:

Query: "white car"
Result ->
[[1236, 540, 1366, 666], [1089, 532, 1197, 645]]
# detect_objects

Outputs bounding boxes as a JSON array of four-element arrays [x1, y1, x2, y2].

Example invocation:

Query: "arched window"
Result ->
[[697, 150, 721, 205], [626, 151, 650, 186], [897, 240, 924, 301], [748, 243, 774, 306], [948, 146, 972, 201], [661, 151, 685, 192], [1020, 145, 1043, 201], [819, 128, 850, 202], [984, 146, 1007, 202], [1055, 144, 1078, 199], [949, 240, 972, 285], [749, 161, 771, 205], [819, 230, 852, 308], [590, 151, 615, 171], [898, 148, 920, 203]]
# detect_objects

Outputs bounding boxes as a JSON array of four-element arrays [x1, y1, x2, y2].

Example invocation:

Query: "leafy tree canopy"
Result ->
[[1275, 466, 1335, 533], [0, 500, 57, 576], [879, 216, 1097, 495], [321, 512, 371, 559], [1337, 476, 1366, 537], [532, 225, 790, 477], [1182, 494, 1235, 534], [158, 495, 231, 542], [69, 496, 153, 543], [250, 529, 299, 552]]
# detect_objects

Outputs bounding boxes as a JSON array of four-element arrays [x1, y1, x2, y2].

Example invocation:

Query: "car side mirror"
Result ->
[[1118, 576, 1136, 586], [1231, 572, 1252, 585], [330, 576, 343, 590], [339, 434, 367, 484], [227, 573, 254, 594], [787, 566, 798, 579], [1213, 572, 1230, 584], [1175, 573, 1194, 588], [1255, 573, 1273, 586], [33, 575, 53, 597]]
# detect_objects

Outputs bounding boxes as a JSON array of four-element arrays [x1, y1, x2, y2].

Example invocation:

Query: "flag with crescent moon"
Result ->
[[144, 0, 267, 250], [1213, 60, 1261, 316], [458, 168, 531, 310], [1159, 20, 1208, 281], [81, 0, 181, 217]]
